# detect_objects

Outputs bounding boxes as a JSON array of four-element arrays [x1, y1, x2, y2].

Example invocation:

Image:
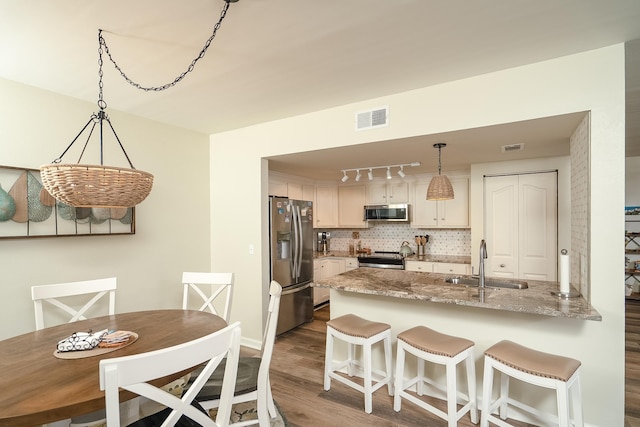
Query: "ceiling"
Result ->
[[1, 1, 639, 180]]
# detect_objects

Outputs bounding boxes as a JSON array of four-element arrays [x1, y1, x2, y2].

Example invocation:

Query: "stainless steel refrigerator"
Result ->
[[269, 197, 314, 335]]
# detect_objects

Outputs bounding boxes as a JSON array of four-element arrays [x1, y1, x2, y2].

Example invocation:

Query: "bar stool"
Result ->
[[393, 326, 478, 427], [481, 340, 583, 427], [323, 314, 393, 414]]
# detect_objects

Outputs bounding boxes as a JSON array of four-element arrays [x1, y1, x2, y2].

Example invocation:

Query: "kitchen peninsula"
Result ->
[[314, 268, 601, 321]]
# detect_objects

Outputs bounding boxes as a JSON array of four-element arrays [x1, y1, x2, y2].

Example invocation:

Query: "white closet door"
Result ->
[[484, 172, 557, 280], [518, 173, 557, 281], [485, 175, 518, 278]]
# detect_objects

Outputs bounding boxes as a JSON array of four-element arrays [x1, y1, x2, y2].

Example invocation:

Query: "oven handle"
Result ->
[[281, 283, 311, 296]]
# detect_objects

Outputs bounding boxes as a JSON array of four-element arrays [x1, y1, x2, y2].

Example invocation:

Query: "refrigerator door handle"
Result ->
[[291, 203, 298, 279], [295, 205, 303, 279], [289, 202, 299, 282], [281, 282, 311, 296]]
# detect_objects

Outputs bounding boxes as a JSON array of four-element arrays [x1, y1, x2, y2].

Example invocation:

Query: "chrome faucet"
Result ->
[[479, 239, 487, 289]]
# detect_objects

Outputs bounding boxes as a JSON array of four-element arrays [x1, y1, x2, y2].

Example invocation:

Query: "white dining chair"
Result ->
[[136, 271, 236, 420], [193, 280, 282, 427], [182, 272, 234, 322], [100, 321, 242, 427], [31, 277, 139, 427], [31, 277, 117, 330]]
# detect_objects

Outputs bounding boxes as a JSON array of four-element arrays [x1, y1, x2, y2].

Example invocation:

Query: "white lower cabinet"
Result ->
[[345, 258, 359, 271], [313, 258, 347, 306], [405, 260, 470, 275], [433, 262, 471, 275], [405, 260, 434, 272]]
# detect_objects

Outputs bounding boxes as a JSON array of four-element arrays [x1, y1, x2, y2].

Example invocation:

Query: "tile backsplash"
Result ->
[[320, 224, 470, 256]]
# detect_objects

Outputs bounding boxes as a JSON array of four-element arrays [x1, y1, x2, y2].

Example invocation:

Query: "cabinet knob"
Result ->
[[500, 264, 506, 268]]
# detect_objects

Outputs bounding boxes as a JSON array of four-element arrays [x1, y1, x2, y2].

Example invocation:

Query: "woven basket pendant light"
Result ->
[[426, 143, 454, 200], [40, 31, 154, 209], [40, 0, 239, 208], [39, 110, 154, 208]]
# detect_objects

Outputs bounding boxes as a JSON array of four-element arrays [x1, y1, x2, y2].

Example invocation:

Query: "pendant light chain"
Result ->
[[437, 145, 442, 175], [98, 0, 232, 92]]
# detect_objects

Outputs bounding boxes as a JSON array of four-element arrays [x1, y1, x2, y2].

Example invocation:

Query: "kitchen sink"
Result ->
[[445, 276, 528, 289]]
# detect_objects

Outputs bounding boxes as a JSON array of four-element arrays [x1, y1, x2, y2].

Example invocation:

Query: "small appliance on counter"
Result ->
[[317, 231, 331, 253], [399, 241, 413, 257]]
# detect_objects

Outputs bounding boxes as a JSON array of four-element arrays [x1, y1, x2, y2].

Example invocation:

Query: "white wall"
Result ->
[[0, 78, 212, 339], [210, 45, 626, 426]]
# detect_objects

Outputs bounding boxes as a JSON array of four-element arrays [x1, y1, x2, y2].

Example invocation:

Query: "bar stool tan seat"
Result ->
[[393, 326, 478, 427], [481, 340, 583, 427], [324, 314, 393, 414]]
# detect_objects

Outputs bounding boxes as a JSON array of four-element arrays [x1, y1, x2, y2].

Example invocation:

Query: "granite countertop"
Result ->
[[313, 268, 602, 321], [404, 254, 472, 264], [314, 251, 355, 259], [313, 252, 471, 265]]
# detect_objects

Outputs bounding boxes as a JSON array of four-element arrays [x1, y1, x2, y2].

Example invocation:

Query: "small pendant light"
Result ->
[[426, 143, 454, 200]]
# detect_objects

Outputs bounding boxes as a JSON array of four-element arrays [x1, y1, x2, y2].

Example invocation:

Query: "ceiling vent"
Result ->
[[501, 143, 525, 153], [355, 106, 389, 131]]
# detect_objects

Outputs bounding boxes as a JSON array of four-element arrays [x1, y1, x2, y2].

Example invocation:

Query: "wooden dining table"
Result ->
[[0, 309, 227, 427]]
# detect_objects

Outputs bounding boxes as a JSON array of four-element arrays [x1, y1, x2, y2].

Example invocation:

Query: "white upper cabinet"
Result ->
[[366, 182, 409, 204], [412, 177, 469, 228], [287, 182, 303, 200], [315, 185, 339, 228], [338, 185, 368, 228], [269, 180, 288, 197]]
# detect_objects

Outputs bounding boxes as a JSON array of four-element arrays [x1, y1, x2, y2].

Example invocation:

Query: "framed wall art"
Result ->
[[0, 165, 135, 239]]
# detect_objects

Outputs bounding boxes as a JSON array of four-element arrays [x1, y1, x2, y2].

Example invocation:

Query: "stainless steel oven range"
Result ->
[[357, 251, 405, 270]]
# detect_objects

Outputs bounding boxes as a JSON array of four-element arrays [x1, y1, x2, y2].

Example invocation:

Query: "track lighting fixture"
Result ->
[[340, 162, 420, 183]]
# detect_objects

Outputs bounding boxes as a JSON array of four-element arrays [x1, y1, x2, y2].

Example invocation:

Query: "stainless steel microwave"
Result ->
[[363, 204, 410, 222]]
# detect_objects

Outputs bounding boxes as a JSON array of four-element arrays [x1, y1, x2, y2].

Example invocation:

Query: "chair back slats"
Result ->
[[100, 322, 241, 427], [194, 280, 282, 427], [31, 277, 117, 330], [182, 272, 234, 323]]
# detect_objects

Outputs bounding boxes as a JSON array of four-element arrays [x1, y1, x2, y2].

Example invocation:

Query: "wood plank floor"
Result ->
[[268, 302, 640, 426], [269, 305, 533, 426], [627, 299, 640, 427]]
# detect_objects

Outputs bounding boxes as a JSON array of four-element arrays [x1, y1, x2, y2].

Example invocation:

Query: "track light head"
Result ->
[[339, 162, 419, 181]]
